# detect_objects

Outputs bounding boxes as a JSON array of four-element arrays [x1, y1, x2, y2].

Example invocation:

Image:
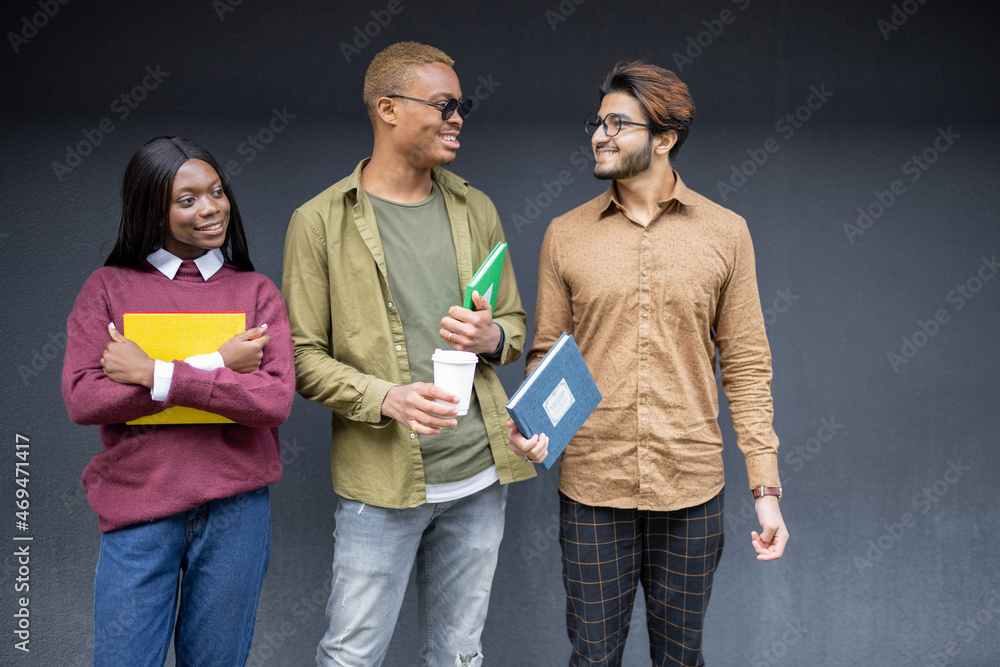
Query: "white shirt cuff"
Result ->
[[185, 351, 225, 371], [151, 352, 224, 402], [151, 360, 174, 402]]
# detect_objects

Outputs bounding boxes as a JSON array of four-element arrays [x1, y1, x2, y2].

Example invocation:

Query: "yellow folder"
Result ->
[[124, 312, 246, 425]]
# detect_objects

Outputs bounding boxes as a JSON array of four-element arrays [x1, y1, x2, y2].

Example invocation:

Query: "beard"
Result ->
[[593, 136, 653, 180]]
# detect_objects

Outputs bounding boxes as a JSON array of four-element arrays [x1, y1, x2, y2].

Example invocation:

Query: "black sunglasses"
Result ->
[[388, 95, 473, 120]]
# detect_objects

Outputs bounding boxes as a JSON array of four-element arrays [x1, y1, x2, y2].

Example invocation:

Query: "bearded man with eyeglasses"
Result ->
[[282, 41, 534, 667], [508, 60, 790, 667]]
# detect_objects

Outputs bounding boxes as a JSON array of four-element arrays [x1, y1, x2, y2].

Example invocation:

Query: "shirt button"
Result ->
[[409, 433, 416, 439], [642, 270, 648, 276], [396, 345, 402, 351], [640, 396, 647, 405], [643, 231, 649, 238], [641, 311, 648, 318], [388, 302, 394, 309]]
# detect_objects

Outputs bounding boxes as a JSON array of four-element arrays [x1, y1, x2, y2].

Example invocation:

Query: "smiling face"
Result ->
[[162, 159, 230, 260], [592, 92, 654, 181], [392, 62, 464, 168]]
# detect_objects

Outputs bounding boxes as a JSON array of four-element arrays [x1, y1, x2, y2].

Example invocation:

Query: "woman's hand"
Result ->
[[102, 323, 155, 387], [218, 324, 271, 373]]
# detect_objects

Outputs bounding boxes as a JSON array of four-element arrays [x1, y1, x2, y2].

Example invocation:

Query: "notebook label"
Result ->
[[543, 378, 575, 427]]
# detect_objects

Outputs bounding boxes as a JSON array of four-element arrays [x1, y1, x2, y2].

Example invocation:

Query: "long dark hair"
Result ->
[[104, 136, 254, 271]]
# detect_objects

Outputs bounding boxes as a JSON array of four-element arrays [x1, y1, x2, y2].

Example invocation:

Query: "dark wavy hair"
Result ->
[[104, 136, 254, 271], [598, 60, 696, 161]]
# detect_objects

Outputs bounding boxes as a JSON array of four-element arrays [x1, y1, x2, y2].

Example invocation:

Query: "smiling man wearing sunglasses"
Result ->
[[508, 60, 790, 666], [282, 42, 533, 666]]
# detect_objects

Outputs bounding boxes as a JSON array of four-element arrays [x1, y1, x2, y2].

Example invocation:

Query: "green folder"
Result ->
[[463, 242, 507, 311]]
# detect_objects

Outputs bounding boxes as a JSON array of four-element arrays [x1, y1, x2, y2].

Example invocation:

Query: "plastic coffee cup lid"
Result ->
[[432, 349, 478, 363]]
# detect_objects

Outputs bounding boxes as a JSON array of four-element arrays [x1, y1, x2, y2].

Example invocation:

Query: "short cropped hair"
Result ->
[[598, 60, 696, 160], [364, 41, 455, 124]]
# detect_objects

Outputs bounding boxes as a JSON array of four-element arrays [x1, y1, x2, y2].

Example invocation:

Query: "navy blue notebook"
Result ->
[[505, 333, 602, 470]]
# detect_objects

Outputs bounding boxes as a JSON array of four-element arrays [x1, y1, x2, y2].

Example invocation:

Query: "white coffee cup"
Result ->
[[431, 349, 478, 416]]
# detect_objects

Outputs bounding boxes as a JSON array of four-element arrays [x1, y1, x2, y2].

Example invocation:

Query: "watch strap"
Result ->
[[752, 486, 782, 500]]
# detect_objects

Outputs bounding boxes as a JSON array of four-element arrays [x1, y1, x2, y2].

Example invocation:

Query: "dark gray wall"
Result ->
[[2, 1, 998, 665]]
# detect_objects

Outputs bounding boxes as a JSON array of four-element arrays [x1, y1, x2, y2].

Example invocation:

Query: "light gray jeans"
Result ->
[[316, 482, 507, 667]]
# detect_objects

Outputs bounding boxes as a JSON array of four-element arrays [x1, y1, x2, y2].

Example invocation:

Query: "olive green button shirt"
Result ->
[[528, 173, 781, 512], [282, 159, 534, 508]]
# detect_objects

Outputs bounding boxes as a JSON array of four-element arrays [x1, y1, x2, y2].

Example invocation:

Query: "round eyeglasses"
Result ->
[[388, 95, 473, 120], [585, 112, 651, 137]]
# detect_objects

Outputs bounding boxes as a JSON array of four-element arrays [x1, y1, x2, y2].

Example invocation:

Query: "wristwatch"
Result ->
[[752, 486, 782, 501]]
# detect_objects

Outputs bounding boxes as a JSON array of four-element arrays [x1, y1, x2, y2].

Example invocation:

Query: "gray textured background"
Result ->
[[2, 0, 998, 665]]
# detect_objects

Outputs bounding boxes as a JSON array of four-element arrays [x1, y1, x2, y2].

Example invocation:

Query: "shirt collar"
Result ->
[[598, 170, 698, 218], [147, 248, 225, 281]]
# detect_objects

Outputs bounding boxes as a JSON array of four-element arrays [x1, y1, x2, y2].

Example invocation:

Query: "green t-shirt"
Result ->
[[367, 184, 493, 484]]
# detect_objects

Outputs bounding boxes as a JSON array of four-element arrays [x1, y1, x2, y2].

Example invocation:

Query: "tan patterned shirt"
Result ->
[[527, 173, 781, 511]]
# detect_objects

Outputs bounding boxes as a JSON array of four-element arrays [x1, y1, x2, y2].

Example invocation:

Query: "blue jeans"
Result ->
[[316, 482, 507, 667], [93, 487, 271, 667]]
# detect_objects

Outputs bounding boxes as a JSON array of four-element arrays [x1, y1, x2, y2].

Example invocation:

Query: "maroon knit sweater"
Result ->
[[62, 260, 294, 532]]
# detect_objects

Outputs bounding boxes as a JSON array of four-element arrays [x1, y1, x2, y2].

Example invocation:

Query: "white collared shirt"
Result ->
[[147, 249, 227, 400], [147, 247, 225, 280]]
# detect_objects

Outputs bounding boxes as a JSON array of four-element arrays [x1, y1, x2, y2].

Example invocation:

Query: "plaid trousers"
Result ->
[[559, 489, 725, 667]]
